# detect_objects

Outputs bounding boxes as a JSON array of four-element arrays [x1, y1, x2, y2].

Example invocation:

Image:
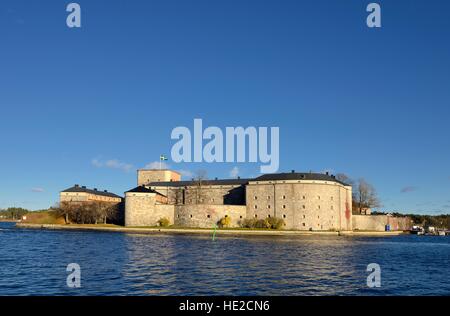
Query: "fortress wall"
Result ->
[[125, 192, 175, 226], [174, 204, 246, 228], [124, 192, 156, 226], [150, 185, 246, 205], [352, 215, 412, 231], [154, 204, 175, 224], [246, 181, 351, 231], [183, 185, 245, 205]]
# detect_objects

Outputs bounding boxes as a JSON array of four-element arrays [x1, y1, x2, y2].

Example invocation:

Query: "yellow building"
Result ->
[[60, 184, 122, 204]]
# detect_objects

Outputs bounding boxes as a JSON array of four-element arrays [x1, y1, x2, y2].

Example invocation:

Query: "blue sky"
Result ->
[[0, 0, 449, 213]]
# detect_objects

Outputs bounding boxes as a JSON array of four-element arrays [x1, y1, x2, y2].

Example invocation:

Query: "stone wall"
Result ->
[[246, 181, 352, 231], [125, 192, 174, 227], [150, 185, 246, 206], [353, 215, 412, 231], [174, 204, 247, 228]]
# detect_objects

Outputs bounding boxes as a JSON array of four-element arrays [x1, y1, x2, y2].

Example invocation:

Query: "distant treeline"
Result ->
[[373, 211, 450, 229], [0, 207, 30, 220]]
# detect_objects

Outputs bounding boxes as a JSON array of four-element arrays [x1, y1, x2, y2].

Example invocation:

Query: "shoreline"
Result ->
[[15, 223, 407, 237]]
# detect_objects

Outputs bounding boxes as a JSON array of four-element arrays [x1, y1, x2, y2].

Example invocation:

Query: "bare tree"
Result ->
[[194, 169, 208, 204], [354, 178, 380, 213], [57, 201, 77, 224], [335, 173, 354, 186]]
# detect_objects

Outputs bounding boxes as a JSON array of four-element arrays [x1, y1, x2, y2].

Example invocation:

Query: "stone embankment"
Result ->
[[16, 223, 406, 237]]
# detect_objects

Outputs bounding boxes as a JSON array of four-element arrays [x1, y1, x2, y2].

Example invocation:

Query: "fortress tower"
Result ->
[[137, 169, 181, 186]]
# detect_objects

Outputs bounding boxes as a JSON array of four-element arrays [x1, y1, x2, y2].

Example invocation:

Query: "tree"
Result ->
[[335, 173, 354, 186], [194, 169, 208, 204], [354, 178, 380, 213]]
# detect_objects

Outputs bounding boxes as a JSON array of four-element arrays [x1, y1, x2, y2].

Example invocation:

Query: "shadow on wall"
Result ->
[[224, 186, 246, 205]]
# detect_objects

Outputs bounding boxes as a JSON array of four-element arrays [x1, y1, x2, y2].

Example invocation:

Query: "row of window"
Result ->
[[254, 195, 334, 201], [177, 214, 334, 222], [187, 198, 215, 203], [253, 205, 334, 210], [177, 214, 241, 219]]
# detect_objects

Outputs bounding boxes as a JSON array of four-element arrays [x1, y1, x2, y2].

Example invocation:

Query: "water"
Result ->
[[0, 222, 449, 296]]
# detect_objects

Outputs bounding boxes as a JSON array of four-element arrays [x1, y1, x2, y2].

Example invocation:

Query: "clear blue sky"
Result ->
[[0, 0, 449, 214]]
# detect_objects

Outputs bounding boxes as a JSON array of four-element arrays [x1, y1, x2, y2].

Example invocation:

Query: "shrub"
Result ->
[[219, 216, 232, 228], [267, 217, 285, 229], [240, 217, 285, 229], [158, 217, 170, 227], [241, 218, 257, 228]]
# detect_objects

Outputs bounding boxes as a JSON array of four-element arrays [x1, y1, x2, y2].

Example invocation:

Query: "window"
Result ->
[[303, 215, 306, 219], [318, 205, 321, 209], [267, 205, 271, 209], [254, 205, 258, 209], [282, 205, 286, 209], [254, 214, 258, 218], [318, 195, 321, 200], [302, 223, 306, 227], [240, 215, 243, 219], [190, 215, 193, 218], [282, 195, 286, 199], [267, 214, 271, 218], [207, 215, 211, 218], [331, 196, 334, 201], [331, 206, 334, 210], [303, 196, 306, 199], [267, 196, 271, 200], [283, 214, 286, 219], [302, 205, 306, 209], [254, 196, 257, 200], [225, 215, 228, 218], [318, 216, 320, 219]]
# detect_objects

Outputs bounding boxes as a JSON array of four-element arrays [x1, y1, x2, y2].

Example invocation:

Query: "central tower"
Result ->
[[137, 169, 181, 186]]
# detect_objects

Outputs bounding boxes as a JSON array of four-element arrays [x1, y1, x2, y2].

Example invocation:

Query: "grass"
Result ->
[[22, 210, 65, 225]]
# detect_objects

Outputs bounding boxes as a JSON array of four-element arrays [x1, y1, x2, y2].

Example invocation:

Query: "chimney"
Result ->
[[94, 188, 97, 191], [238, 176, 240, 179], [82, 186, 86, 189], [291, 170, 295, 173], [326, 171, 329, 175], [104, 190, 108, 193], [75, 184, 79, 188], [215, 177, 218, 180]]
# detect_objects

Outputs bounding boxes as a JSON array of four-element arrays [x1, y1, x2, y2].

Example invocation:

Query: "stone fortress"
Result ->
[[60, 168, 411, 231], [125, 169, 355, 231]]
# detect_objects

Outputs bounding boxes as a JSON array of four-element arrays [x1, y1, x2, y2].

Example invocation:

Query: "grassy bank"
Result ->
[[21, 210, 65, 225]]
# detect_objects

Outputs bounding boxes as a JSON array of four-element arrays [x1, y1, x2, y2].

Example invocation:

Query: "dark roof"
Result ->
[[148, 178, 251, 187], [253, 172, 349, 186], [126, 186, 165, 196], [123, 171, 349, 192], [144, 172, 349, 187], [61, 185, 122, 198]]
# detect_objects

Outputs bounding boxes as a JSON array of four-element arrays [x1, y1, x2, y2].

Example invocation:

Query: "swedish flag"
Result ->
[[160, 155, 168, 161]]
